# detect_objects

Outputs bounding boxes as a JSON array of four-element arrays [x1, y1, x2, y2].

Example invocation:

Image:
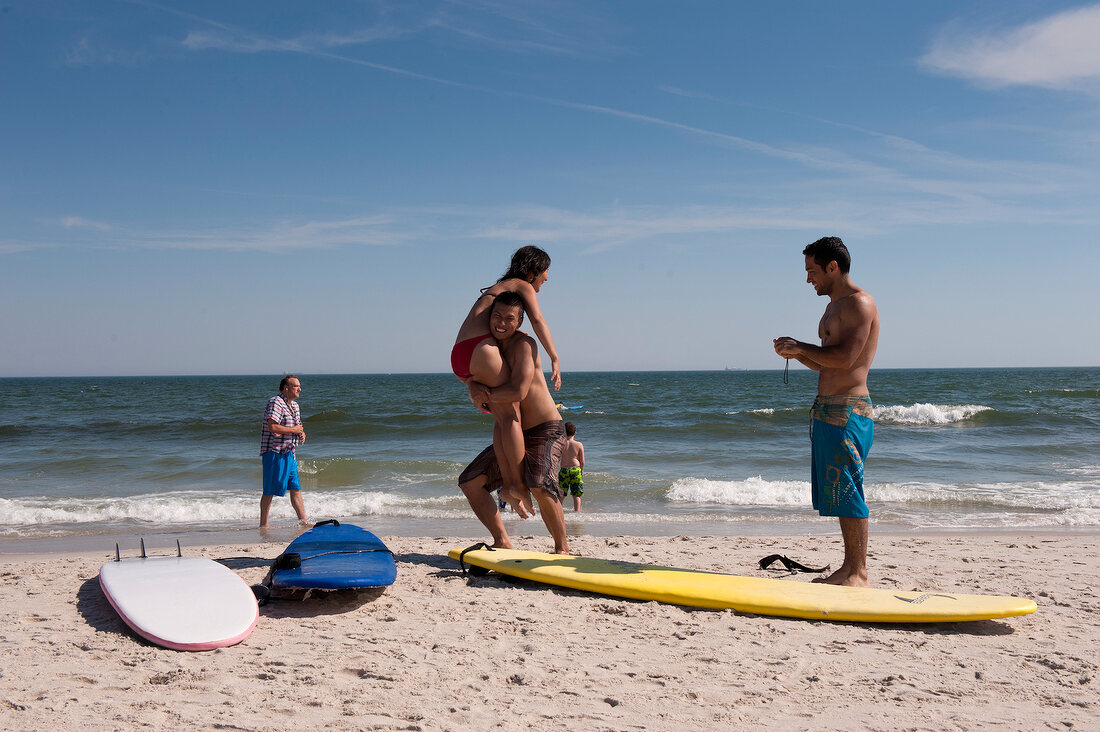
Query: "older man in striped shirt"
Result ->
[[259, 375, 309, 528]]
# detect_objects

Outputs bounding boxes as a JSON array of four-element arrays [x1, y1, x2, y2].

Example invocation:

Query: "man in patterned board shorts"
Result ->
[[259, 375, 309, 528], [558, 421, 585, 512], [460, 292, 570, 554], [774, 236, 879, 587]]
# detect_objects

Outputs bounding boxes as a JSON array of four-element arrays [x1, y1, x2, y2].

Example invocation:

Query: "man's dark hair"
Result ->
[[279, 374, 299, 391], [499, 245, 551, 283], [491, 291, 526, 325], [803, 236, 851, 274], [565, 421, 577, 437]]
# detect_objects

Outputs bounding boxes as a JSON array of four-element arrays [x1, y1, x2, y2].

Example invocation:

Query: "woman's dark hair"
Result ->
[[499, 245, 551, 284]]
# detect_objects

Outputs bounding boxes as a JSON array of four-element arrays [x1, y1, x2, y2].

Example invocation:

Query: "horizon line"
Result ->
[[2, 365, 1097, 379]]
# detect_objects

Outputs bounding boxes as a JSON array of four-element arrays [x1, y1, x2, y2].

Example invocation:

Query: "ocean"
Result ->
[[2, 368, 1098, 552]]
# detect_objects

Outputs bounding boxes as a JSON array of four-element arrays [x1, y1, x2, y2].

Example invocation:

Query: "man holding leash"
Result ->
[[774, 237, 879, 586]]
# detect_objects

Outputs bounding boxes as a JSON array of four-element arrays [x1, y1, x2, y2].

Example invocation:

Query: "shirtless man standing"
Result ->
[[774, 236, 879, 587], [459, 292, 570, 554]]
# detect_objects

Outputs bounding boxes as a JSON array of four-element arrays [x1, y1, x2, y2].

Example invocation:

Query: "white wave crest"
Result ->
[[873, 480, 1100, 510], [725, 407, 800, 415], [1054, 464, 1100, 478], [663, 476, 1100, 513], [874, 403, 992, 425], [666, 476, 809, 506], [0, 490, 474, 527]]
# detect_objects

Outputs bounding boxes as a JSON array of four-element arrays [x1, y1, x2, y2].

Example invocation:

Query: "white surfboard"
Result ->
[[99, 556, 258, 651]]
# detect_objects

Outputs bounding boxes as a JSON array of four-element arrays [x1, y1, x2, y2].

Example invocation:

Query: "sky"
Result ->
[[2, 1, 1099, 377]]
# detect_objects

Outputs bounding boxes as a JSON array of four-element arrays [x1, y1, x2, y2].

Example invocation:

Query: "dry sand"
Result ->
[[1, 531, 1096, 731]]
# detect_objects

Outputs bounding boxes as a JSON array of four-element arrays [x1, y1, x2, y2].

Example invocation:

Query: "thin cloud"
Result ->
[[38, 216, 405, 253], [146, 216, 407, 251], [142, 1, 476, 88], [9, 189, 1099, 258], [469, 203, 848, 253], [921, 4, 1100, 91], [433, 0, 623, 59], [181, 24, 414, 54], [464, 196, 1097, 251], [0, 241, 38, 254], [656, 84, 1089, 197], [659, 85, 726, 103], [62, 216, 113, 231], [170, 0, 614, 59], [157, 3, 883, 178], [151, 1, 1006, 188]]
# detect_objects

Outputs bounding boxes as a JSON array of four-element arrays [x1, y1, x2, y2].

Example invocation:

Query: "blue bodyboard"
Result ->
[[270, 521, 397, 591]]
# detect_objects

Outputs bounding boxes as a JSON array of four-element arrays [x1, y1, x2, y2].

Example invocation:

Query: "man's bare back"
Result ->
[[559, 437, 583, 468]]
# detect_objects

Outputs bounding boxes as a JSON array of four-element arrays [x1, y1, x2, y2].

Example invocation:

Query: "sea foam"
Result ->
[[0, 489, 474, 530], [666, 477, 808, 506], [874, 403, 992, 425]]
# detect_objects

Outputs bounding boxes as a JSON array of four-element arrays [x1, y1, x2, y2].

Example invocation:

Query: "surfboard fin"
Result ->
[[176, 539, 182, 557], [140, 538, 147, 559], [250, 584, 271, 606], [114, 543, 120, 562]]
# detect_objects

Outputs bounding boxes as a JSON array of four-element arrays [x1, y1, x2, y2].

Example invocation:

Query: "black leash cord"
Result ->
[[759, 553, 829, 574], [457, 542, 493, 576]]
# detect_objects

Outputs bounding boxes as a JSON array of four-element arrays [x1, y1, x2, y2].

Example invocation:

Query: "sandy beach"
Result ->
[[1, 530, 1096, 731]]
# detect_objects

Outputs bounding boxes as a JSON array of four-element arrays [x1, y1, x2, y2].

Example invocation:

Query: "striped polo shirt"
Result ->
[[260, 394, 301, 455]]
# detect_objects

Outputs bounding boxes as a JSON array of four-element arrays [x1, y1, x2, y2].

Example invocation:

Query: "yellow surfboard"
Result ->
[[447, 547, 1037, 623]]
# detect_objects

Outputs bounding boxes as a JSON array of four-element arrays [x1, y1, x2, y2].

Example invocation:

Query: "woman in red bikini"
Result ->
[[452, 246, 561, 516]]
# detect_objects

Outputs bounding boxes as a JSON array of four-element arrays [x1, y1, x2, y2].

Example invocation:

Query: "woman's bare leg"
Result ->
[[490, 400, 533, 518]]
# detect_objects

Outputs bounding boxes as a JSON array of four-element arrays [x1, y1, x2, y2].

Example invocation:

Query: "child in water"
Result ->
[[558, 421, 585, 512]]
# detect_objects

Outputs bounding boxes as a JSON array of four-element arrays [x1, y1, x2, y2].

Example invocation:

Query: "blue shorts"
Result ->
[[810, 396, 873, 519], [262, 450, 301, 497]]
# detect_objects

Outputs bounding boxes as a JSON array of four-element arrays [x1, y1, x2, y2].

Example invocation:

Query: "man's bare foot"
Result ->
[[501, 487, 536, 519], [259, 524, 271, 529], [491, 539, 514, 549], [812, 567, 869, 587], [297, 519, 312, 527]]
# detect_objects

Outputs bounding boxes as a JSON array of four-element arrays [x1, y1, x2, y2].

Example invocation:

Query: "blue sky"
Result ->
[[3, 1, 1099, 376]]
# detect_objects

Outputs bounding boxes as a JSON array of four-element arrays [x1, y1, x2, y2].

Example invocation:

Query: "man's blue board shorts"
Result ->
[[810, 395, 873, 519], [262, 450, 301, 497]]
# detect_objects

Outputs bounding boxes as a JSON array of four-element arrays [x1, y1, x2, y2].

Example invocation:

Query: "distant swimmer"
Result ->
[[451, 245, 562, 518], [460, 292, 571, 554], [259, 375, 309, 529], [773, 236, 879, 587], [558, 421, 585, 512]]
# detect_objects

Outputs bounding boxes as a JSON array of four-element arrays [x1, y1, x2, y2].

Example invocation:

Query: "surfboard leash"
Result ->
[[457, 542, 494, 577], [758, 554, 829, 574]]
